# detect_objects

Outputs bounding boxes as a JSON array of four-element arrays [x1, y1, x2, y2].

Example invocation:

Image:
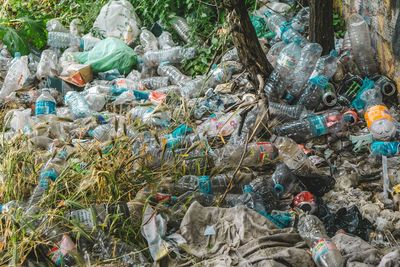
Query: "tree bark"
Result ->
[[310, 0, 334, 55], [224, 0, 273, 88]]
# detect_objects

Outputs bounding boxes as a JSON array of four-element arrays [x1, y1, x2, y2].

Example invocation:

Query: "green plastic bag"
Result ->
[[75, 37, 137, 75]]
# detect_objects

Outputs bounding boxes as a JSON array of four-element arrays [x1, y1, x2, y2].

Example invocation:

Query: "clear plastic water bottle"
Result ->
[[47, 32, 81, 49], [139, 27, 159, 51], [157, 63, 189, 85], [274, 110, 345, 142], [35, 89, 57, 116], [347, 14, 378, 76], [281, 27, 308, 46], [90, 124, 115, 142], [271, 163, 298, 197], [170, 16, 191, 43], [142, 46, 196, 67], [362, 87, 396, 140], [269, 102, 307, 120], [0, 54, 30, 99], [291, 7, 310, 33], [263, 71, 282, 101], [225, 184, 266, 214], [266, 41, 286, 68], [264, 10, 286, 39], [139, 76, 169, 90], [287, 43, 322, 99], [174, 174, 241, 195], [371, 141, 400, 157], [272, 136, 316, 175], [179, 76, 206, 99], [310, 50, 339, 80], [64, 91, 91, 119], [298, 214, 344, 267], [158, 31, 176, 49]]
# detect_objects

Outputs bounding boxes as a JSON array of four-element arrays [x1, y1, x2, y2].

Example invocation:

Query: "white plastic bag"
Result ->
[[5, 108, 32, 133], [0, 56, 30, 99], [92, 0, 141, 40]]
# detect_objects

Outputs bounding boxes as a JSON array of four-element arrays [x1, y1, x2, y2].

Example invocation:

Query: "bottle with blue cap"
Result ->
[[271, 163, 298, 197], [264, 10, 287, 39], [35, 88, 57, 116], [371, 141, 400, 157]]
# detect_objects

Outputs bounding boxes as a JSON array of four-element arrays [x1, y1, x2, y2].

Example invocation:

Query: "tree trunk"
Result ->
[[224, 0, 273, 88], [310, 0, 334, 55]]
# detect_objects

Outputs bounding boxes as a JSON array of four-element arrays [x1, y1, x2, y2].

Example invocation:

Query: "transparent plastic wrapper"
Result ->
[[92, 0, 141, 40], [298, 214, 344, 267], [140, 28, 158, 51], [0, 55, 30, 99], [46, 19, 68, 33], [141, 206, 170, 261], [64, 91, 92, 119], [157, 63, 189, 85], [158, 31, 176, 49], [170, 16, 191, 43], [197, 112, 241, 137], [142, 46, 196, 67], [75, 37, 138, 75], [347, 14, 378, 76], [6, 108, 32, 133], [36, 49, 60, 80]]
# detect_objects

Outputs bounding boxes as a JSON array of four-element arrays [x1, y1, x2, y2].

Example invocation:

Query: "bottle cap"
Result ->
[[14, 52, 21, 58], [274, 184, 284, 194], [243, 184, 254, 193], [330, 50, 338, 57]]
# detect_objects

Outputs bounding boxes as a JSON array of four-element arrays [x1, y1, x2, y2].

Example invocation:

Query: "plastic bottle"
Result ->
[[264, 10, 286, 39], [139, 76, 169, 90], [310, 50, 339, 80], [46, 19, 69, 33], [298, 214, 344, 267], [64, 91, 91, 119], [47, 32, 81, 49], [0, 54, 30, 99], [269, 102, 307, 120], [179, 76, 206, 99], [273, 136, 316, 175], [361, 87, 396, 140], [274, 110, 345, 143], [142, 46, 196, 67], [174, 175, 242, 195], [266, 41, 286, 68], [291, 7, 310, 33], [281, 26, 308, 47], [139, 27, 159, 51], [171, 16, 191, 43], [263, 71, 282, 101], [205, 65, 234, 88], [129, 106, 170, 128], [225, 184, 266, 214], [271, 163, 298, 197], [36, 49, 60, 80], [371, 141, 400, 157], [287, 43, 323, 99], [347, 14, 378, 76], [90, 124, 115, 142], [26, 148, 71, 212], [158, 31, 176, 49], [44, 228, 77, 266], [157, 63, 189, 85], [297, 76, 328, 111], [35, 89, 57, 116]]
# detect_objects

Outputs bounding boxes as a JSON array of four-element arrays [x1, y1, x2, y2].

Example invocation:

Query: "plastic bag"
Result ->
[[36, 49, 60, 80], [75, 38, 137, 74], [92, 0, 141, 40]]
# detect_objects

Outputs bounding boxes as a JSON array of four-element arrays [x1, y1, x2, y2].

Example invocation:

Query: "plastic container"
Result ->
[[264, 10, 286, 39], [274, 110, 345, 142], [371, 141, 400, 157], [157, 63, 189, 85], [36, 49, 60, 80], [297, 76, 328, 111], [170, 16, 191, 43], [35, 89, 57, 116], [64, 91, 91, 119], [291, 7, 310, 33], [298, 214, 344, 267], [347, 14, 378, 76], [269, 102, 306, 120], [266, 41, 286, 68]]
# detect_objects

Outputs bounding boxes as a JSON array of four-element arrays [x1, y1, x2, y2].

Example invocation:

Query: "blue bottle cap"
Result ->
[[274, 183, 284, 194], [198, 176, 212, 194], [243, 184, 254, 193], [330, 50, 338, 57]]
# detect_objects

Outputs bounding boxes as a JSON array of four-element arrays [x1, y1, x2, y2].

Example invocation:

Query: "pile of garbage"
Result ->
[[0, 0, 400, 266]]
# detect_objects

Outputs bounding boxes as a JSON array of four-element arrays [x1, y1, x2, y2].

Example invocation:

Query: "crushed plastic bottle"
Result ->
[[347, 13, 378, 76], [142, 46, 196, 67], [140, 27, 159, 51], [174, 174, 241, 195], [371, 141, 400, 157], [0, 54, 30, 99], [171, 16, 191, 43], [274, 110, 346, 142], [297, 76, 329, 110], [266, 41, 286, 68], [298, 214, 344, 267], [269, 102, 307, 120], [35, 89, 57, 116], [64, 91, 92, 119], [157, 63, 189, 85]]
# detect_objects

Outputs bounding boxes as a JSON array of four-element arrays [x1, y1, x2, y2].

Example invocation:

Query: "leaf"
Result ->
[[0, 26, 29, 56]]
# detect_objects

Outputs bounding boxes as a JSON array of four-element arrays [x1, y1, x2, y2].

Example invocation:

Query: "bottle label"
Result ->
[[311, 239, 338, 263], [257, 142, 277, 162], [48, 234, 76, 266], [35, 100, 56, 116], [365, 105, 393, 128], [286, 148, 307, 171], [277, 54, 297, 69], [309, 116, 329, 136]]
